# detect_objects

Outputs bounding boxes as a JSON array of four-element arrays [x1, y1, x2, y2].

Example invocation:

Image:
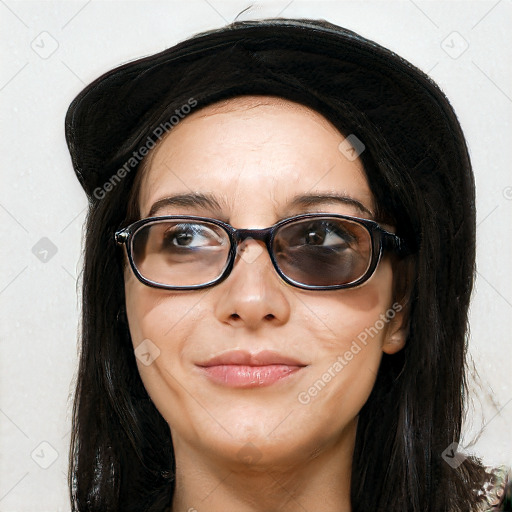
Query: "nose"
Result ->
[[213, 238, 291, 329]]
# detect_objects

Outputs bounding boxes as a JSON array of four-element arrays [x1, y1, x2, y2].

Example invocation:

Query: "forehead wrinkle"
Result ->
[[188, 95, 334, 130]]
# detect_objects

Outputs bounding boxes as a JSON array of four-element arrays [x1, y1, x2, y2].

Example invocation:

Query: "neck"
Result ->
[[170, 422, 356, 512]]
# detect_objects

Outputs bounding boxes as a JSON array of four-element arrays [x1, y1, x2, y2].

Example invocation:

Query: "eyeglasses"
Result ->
[[115, 213, 408, 291]]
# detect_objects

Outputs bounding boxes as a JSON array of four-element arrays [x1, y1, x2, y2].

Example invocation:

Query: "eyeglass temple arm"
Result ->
[[382, 231, 410, 256], [115, 230, 129, 245]]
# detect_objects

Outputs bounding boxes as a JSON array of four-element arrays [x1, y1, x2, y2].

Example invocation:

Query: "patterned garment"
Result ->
[[478, 466, 511, 511]]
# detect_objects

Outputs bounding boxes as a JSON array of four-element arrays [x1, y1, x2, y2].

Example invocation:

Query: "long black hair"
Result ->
[[66, 18, 494, 511]]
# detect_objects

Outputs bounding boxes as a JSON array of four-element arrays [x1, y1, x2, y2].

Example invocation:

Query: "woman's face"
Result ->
[[124, 96, 406, 470]]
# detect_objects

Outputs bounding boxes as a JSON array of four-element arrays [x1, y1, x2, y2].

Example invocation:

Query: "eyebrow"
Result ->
[[286, 193, 373, 217], [147, 193, 224, 218], [147, 192, 373, 219]]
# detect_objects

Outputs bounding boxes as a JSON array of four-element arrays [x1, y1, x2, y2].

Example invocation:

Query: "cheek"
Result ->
[[124, 265, 208, 345], [124, 270, 211, 426], [295, 261, 394, 421], [300, 258, 394, 348]]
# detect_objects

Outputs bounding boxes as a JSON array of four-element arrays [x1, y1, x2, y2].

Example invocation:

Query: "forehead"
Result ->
[[136, 95, 374, 222]]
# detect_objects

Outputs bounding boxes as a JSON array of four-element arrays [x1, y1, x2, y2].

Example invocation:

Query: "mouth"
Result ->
[[196, 350, 307, 388]]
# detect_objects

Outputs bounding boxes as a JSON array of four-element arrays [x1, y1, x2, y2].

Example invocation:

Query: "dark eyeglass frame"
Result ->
[[115, 213, 408, 291]]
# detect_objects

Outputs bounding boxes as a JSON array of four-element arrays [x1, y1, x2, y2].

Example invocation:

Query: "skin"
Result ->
[[123, 96, 407, 512]]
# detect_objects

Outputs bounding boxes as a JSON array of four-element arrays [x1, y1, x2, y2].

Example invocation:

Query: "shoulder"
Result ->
[[475, 465, 511, 511]]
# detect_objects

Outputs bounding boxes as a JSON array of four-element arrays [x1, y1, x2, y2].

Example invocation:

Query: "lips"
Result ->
[[197, 350, 307, 388]]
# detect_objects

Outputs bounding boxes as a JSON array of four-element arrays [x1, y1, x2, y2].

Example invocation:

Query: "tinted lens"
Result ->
[[132, 220, 230, 287], [273, 217, 372, 286]]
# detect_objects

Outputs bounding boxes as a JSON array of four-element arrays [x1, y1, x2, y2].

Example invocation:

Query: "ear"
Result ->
[[382, 302, 408, 355]]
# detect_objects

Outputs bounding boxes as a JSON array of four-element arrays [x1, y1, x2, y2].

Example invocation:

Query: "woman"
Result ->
[[65, 18, 510, 512]]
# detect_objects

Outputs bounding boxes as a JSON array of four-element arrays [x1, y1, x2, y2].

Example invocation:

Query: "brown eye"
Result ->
[[288, 221, 355, 248], [162, 223, 225, 250]]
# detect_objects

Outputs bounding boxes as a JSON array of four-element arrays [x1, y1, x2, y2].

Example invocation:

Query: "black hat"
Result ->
[[65, 18, 469, 204]]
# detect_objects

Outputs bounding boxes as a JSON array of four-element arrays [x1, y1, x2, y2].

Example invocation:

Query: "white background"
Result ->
[[0, 1, 511, 510]]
